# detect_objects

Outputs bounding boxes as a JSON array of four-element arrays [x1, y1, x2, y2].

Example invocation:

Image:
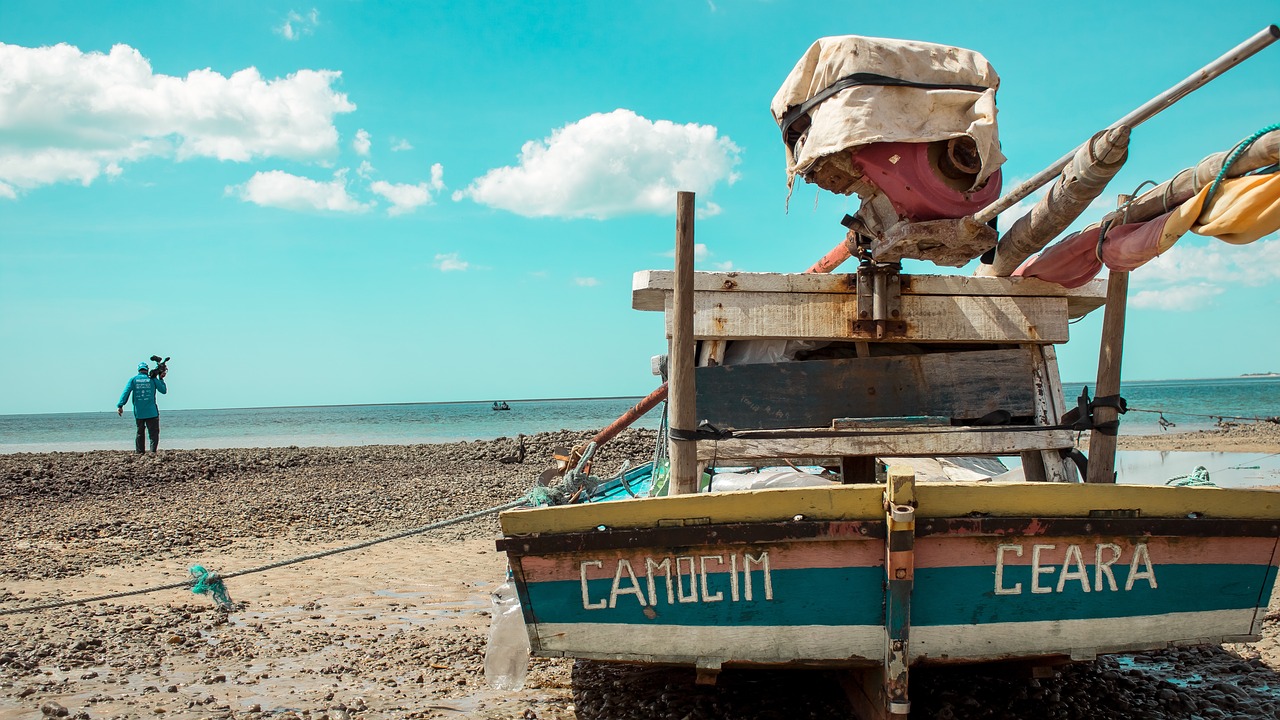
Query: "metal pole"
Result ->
[[669, 192, 700, 495], [973, 24, 1279, 226]]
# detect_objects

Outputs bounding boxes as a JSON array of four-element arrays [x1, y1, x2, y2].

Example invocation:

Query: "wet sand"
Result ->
[[2, 425, 1280, 719]]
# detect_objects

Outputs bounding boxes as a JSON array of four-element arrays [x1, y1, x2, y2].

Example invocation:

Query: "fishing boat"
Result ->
[[495, 26, 1280, 720]]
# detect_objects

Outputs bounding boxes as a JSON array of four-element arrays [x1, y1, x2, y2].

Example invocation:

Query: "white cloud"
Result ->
[[1130, 284, 1223, 311], [0, 42, 354, 194], [356, 160, 375, 179], [353, 129, 371, 156], [455, 109, 741, 219], [371, 181, 430, 215], [390, 138, 413, 152], [0, 182, 16, 200], [228, 169, 371, 213], [710, 260, 734, 271], [1129, 236, 1279, 311], [278, 9, 320, 41], [434, 253, 468, 272], [574, 277, 600, 287], [369, 162, 445, 216]]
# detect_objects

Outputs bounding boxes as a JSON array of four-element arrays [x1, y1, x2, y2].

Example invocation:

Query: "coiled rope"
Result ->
[[0, 495, 531, 617]]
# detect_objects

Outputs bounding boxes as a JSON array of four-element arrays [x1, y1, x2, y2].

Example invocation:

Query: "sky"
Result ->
[[1, 1, 1277, 415]]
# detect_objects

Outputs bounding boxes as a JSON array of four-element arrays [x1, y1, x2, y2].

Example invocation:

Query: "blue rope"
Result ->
[[1165, 466, 1215, 487], [1203, 123, 1280, 208], [189, 565, 236, 610]]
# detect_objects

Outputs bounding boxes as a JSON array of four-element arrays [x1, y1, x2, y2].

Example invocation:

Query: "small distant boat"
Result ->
[[492, 401, 511, 411]]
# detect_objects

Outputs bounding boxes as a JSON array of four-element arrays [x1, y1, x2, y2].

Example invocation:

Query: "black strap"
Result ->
[[780, 72, 990, 147], [669, 421, 734, 442], [1061, 387, 1128, 436]]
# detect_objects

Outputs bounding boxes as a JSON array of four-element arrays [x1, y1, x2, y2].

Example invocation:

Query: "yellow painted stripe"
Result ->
[[499, 485, 886, 535], [499, 483, 1280, 536], [914, 483, 1280, 520]]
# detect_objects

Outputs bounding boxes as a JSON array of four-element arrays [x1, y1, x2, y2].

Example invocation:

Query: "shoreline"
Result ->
[[5, 419, 1279, 457]]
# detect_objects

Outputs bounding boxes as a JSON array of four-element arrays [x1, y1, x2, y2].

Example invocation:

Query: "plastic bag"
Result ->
[[483, 580, 530, 691], [710, 470, 835, 492]]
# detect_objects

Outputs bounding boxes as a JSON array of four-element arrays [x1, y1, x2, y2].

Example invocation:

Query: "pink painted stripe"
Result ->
[[914, 535, 1278, 569], [520, 539, 883, 582]]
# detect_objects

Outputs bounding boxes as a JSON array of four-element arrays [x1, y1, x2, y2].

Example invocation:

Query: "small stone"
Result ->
[[40, 702, 69, 718]]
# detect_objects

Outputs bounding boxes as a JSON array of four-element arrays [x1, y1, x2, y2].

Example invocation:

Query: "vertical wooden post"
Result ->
[[1086, 270, 1128, 483], [669, 191, 699, 495]]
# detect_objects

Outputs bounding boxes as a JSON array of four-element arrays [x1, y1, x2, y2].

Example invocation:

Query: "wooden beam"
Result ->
[[664, 291, 1070, 344], [695, 427, 1075, 462], [669, 191, 699, 495], [695, 349, 1036, 430], [634, 270, 1107, 318], [1086, 271, 1128, 484]]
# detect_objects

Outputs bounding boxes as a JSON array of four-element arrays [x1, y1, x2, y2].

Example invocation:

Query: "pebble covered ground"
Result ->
[[3, 427, 1280, 719]]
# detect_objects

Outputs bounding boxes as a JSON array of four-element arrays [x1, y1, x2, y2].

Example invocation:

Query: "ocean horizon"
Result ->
[[1, 377, 1277, 454]]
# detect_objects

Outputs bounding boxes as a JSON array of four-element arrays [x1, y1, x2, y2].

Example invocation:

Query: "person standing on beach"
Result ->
[[117, 361, 167, 453]]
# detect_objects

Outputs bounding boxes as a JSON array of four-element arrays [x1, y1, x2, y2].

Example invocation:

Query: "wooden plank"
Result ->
[[499, 484, 889, 535], [1028, 344, 1069, 483], [695, 349, 1036, 430], [665, 292, 1069, 344], [695, 428, 1075, 462], [669, 192, 699, 495], [1039, 345, 1075, 482], [499, 482, 1280, 536], [1087, 271, 1129, 484], [634, 270, 1107, 316]]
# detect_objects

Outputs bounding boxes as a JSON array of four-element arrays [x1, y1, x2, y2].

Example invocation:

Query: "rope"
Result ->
[[1203, 123, 1280, 209], [0, 496, 530, 617], [1125, 406, 1280, 424], [1166, 466, 1215, 487]]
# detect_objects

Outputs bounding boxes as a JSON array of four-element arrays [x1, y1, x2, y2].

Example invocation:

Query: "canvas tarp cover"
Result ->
[[772, 35, 1005, 194]]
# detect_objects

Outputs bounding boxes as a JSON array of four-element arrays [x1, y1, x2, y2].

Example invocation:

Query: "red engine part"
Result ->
[[850, 141, 1002, 222]]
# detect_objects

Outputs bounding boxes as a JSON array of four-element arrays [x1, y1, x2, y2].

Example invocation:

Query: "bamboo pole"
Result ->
[[669, 192, 699, 495], [972, 25, 1279, 227], [1086, 270, 1128, 483]]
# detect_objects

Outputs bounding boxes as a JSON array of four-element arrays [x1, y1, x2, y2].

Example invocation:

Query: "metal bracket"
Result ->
[[855, 264, 906, 338]]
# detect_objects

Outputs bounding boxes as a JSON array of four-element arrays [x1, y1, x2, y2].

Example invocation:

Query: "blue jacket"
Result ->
[[118, 372, 167, 419]]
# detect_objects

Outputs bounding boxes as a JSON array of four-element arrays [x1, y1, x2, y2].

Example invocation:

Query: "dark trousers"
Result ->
[[135, 417, 160, 453]]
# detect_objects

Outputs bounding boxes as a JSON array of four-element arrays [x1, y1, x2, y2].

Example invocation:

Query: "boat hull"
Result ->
[[498, 482, 1280, 667]]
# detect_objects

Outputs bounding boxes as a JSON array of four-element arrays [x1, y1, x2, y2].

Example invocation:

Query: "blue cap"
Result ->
[[138, 362, 150, 371]]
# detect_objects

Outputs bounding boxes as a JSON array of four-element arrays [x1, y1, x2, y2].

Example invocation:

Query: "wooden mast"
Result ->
[[1086, 268, 1128, 483], [669, 191, 699, 495]]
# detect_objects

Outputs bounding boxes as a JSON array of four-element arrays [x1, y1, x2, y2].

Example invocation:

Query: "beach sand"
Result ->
[[2, 424, 1279, 719]]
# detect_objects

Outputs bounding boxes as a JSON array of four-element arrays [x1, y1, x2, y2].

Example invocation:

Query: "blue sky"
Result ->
[[1, 1, 1277, 415]]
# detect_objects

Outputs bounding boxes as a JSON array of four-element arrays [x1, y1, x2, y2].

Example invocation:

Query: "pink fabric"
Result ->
[[851, 142, 1003, 222], [1013, 210, 1176, 287]]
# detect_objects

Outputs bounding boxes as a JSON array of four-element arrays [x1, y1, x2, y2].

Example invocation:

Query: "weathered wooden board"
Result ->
[[694, 427, 1075, 462], [664, 291, 1069, 344], [695, 349, 1035, 430], [633, 270, 1108, 318]]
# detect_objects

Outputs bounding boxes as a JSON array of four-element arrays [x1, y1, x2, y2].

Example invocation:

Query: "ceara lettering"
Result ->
[[580, 551, 772, 610], [994, 542, 1157, 595]]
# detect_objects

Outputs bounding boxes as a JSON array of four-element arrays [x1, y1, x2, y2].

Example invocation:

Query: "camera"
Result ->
[[149, 355, 170, 379]]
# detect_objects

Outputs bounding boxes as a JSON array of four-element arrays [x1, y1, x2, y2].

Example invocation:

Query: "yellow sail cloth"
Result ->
[[1158, 171, 1280, 251]]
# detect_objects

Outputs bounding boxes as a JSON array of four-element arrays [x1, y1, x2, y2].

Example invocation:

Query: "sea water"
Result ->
[[0, 397, 662, 454], [0, 377, 1276, 455]]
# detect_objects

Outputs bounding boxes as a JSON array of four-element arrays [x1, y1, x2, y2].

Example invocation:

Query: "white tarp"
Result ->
[[772, 35, 1005, 194]]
